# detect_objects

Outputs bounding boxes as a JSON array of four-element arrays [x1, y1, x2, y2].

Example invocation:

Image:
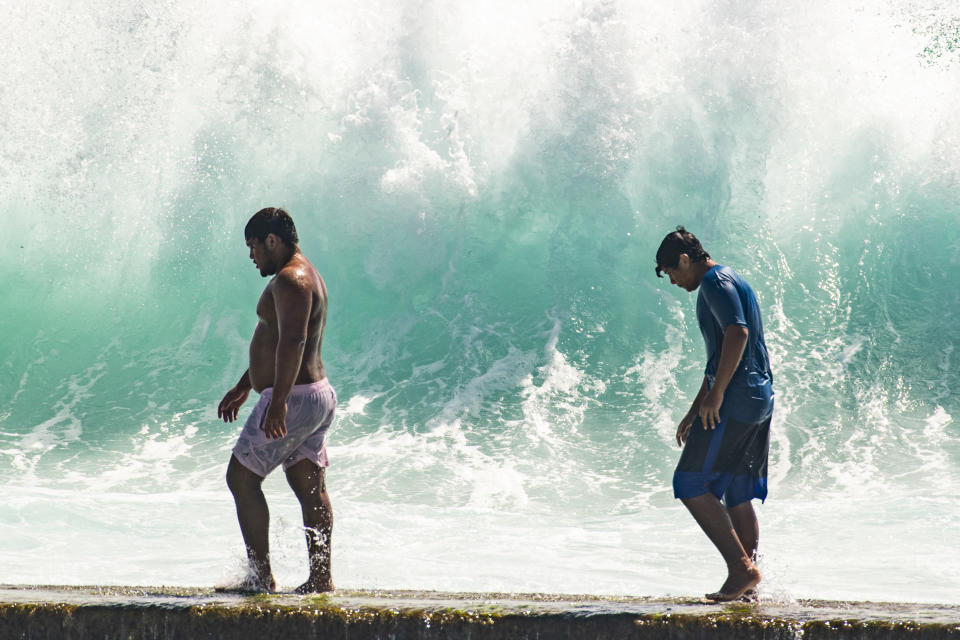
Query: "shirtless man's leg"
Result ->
[[681, 494, 761, 601], [225, 455, 277, 592], [285, 459, 334, 593]]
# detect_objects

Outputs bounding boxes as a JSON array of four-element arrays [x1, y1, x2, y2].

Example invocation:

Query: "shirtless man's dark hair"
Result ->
[[245, 207, 300, 247], [216, 207, 337, 594]]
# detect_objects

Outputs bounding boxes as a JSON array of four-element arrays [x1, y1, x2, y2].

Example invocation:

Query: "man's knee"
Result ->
[[285, 461, 324, 501], [226, 468, 241, 496], [726, 499, 756, 517], [227, 456, 263, 496]]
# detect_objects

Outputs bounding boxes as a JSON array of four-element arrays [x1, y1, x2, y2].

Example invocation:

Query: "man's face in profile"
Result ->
[[246, 237, 276, 277], [661, 254, 699, 292]]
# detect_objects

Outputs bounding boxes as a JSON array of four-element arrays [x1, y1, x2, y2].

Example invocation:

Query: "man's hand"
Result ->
[[676, 412, 696, 447], [698, 388, 723, 430], [218, 386, 250, 423], [263, 399, 288, 440]]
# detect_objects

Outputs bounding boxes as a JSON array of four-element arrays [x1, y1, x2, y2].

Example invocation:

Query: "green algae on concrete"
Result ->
[[1, 585, 959, 640]]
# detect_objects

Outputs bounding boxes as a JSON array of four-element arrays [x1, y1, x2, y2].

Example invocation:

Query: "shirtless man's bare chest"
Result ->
[[248, 254, 327, 393]]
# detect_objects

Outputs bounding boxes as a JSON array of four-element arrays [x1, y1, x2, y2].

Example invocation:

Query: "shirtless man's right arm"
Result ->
[[218, 370, 252, 423]]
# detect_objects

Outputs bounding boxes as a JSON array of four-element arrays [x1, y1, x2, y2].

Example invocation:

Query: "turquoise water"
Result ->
[[1, 0, 959, 603]]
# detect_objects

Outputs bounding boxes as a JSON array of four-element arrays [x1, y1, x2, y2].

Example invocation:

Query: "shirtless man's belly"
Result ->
[[247, 258, 327, 394]]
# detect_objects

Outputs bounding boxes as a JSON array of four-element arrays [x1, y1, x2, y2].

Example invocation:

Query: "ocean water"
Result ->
[[1, 0, 959, 604]]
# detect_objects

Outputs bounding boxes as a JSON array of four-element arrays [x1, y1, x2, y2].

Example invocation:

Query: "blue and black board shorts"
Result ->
[[673, 413, 771, 507]]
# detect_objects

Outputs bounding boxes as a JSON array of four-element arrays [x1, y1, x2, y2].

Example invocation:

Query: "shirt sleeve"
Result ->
[[701, 272, 747, 330]]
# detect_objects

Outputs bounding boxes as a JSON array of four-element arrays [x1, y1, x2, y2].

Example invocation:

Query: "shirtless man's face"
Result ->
[[246, 236, 277, 277]]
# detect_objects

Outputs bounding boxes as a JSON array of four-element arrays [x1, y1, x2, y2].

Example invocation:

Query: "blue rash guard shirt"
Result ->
[[696, 264, 774, 424]]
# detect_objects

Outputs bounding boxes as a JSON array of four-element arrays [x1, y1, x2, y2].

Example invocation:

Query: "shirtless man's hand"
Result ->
[[218, 384, 250, 423], [263, 400, 288, 439]]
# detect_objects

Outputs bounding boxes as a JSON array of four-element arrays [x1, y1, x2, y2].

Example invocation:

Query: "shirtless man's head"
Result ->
[[245, 207, 300, 277]]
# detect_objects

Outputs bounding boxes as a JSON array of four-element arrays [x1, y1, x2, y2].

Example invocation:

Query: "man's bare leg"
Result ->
[[681, 493, 761, 601], [728, 500, 758, 561], [285, 459, 334, 593], [224, 455, 276, 592], [727, 500, 760, 602]]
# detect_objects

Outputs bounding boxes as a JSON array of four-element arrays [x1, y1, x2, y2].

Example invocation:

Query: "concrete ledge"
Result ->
[[2, 585, 958, 640]]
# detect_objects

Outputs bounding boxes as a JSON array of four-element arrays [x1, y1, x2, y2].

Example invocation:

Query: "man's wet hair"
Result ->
[[655, 226, 710, 277], [245, 207, 299, 247]]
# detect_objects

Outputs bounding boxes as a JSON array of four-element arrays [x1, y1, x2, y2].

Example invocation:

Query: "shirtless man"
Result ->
[[216, 207, 337, 593], [655, 227, 774, 602]]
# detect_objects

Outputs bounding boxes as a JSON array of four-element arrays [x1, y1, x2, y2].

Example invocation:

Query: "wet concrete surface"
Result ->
[[2, 584, 958, 639]]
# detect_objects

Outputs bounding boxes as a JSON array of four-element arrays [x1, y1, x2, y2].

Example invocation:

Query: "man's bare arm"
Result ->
[[698, 324, 749, 429], [262, 272, 312, 439], [218, 370, 252, 423], [234, 370, 252, 391]]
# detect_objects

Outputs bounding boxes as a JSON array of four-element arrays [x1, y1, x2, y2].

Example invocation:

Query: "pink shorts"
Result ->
[[232, 379, 337, 478]]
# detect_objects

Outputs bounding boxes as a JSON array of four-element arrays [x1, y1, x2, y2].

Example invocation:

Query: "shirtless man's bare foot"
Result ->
[[294, 576, 334, 594], [705, 561, 761, 602], [215, 573, 277, 594]]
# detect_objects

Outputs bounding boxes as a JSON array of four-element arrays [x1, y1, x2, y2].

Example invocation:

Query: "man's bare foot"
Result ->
[[705, 563, 761, 602], [294, 576, 335, 594], [738, 588, 758, 603], [215, 574, 277, 594]]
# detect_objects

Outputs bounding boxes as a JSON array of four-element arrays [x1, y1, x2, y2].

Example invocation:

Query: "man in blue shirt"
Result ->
[[655, 226, 774, 602]]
